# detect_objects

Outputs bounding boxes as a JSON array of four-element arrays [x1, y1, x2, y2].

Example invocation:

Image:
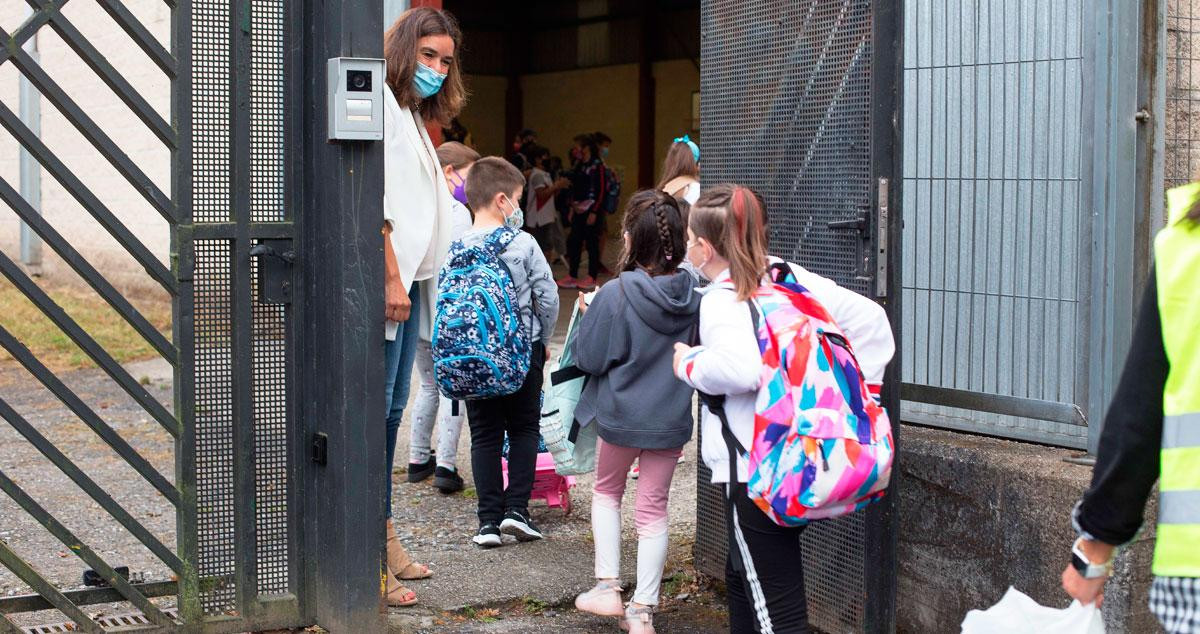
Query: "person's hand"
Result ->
[[587, 213, 597, 226], [1061, 565, 1107, 607], [577, 291, 589, 314], [545, 345, 552, 363], [385, 276, 411, 323], [1061, 539, 1114, 606], [673, 342, 692, 375]]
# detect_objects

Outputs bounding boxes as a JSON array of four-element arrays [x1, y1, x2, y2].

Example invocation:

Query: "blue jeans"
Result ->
[[384, 282, 421, 518]]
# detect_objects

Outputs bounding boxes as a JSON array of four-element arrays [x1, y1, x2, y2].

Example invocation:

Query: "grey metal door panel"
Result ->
[[696, 1, 903, 631]]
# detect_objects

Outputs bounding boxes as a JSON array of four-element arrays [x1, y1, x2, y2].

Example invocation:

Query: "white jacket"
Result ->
[[675, 266, 895, 484], [383, 89, 453, 341]]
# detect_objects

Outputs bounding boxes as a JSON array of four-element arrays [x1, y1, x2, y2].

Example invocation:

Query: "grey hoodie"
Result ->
[[572, 269, 701, 449]]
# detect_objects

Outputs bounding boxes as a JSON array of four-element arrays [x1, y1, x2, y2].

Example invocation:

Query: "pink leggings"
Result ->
[[591, 437, 682, 605]]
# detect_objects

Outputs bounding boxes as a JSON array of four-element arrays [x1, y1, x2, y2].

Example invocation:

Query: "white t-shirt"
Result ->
[[525, 168, 558, 228]]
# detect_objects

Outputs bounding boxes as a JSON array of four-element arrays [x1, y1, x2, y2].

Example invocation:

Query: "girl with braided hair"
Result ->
[[570, 190, 700, 633]]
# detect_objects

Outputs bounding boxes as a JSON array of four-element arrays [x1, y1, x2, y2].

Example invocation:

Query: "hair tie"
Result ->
[[731, 186, 751, 236], [673, 134, 700, 163]]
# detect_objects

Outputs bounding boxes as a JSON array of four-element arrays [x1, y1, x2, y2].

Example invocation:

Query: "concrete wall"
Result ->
[[0, 2, 171, 296], [461, 60, 700, 204], [458, 74, 507, 157], [652, 59, 700, 183], [521, 63, 640, 196], [898, 426, 1159, 633]]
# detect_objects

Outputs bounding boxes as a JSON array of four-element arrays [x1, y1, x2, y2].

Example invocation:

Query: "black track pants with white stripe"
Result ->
[[725, 483, 810, 634]]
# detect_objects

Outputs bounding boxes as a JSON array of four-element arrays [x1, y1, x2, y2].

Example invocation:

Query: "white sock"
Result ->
[[592, 497, 622, 580], [632, 532, 668, 606]]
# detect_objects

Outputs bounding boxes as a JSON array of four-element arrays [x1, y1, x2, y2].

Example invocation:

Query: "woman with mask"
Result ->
[[405, 141, 479, 497], [381, 6, 467, 607]]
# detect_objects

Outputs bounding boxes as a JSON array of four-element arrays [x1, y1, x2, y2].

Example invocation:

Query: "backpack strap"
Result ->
[[768, 260, 796, 284], [483, 227, 519, 257], [551, 365, 586, 384], [662, 176, 697, 199]]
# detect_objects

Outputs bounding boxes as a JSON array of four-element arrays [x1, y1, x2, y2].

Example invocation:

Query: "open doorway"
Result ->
[[439, 0, 701, 278]]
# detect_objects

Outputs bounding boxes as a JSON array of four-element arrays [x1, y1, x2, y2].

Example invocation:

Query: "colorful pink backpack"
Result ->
[[704, 263, 893, 526]]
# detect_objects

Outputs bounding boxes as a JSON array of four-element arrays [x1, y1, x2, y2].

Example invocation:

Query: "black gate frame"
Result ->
[[693, 1, 903, 631]]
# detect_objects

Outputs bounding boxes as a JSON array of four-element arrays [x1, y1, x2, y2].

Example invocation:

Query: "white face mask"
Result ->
[[502, 194, 524, 229], [686, 238, 710, 278]]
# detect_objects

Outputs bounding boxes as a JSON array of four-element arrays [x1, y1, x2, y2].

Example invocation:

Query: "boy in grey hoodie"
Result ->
[[570, 191, 700, 634]]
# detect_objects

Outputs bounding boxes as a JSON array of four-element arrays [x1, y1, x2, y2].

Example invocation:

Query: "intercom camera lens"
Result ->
[[347, 70, 372, 92]]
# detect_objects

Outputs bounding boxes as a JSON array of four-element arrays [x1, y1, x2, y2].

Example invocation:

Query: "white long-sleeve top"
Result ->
[[675, 266, 895, 484], [383, 89, 453, 341], [675, 272, 762, 484]]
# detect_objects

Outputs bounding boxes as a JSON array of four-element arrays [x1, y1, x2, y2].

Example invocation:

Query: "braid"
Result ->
[[654, 201, 674, 261]]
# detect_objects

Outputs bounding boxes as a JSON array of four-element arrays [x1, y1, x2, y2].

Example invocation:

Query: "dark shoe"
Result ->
[[472, 523, 502, 549], [406, 455, 436, 483], [433, 466, 464, 494], [499, 509, 543, 542]]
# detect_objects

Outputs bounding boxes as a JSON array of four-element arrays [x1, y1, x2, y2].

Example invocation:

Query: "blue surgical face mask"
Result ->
[[414, 62, 447, 99], [600, 146, 610, 159], [503, 195, 524, 229]]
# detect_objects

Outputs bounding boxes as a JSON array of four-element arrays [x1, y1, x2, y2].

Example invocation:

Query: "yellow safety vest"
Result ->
[[1153, 184, 1200, 577]]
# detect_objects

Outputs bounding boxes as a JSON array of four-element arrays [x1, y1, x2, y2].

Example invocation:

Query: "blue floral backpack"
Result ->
[[432, 227, 530, 400]]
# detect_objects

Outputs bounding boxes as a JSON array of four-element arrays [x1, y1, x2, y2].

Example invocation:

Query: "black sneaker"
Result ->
[[406, 455, 436, 483], [472, 523, 502, 549], [499, 510, 543, 542], [433, 466, 464, 494]]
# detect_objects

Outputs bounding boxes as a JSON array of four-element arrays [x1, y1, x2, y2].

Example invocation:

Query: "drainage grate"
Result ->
[[21, 608, 180, 633]]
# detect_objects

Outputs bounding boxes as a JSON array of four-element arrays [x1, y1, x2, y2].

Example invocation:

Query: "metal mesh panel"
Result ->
[[899, 0, 1087, 447], [193, 239, 237, 615], [249, 0, 292, 597], [701, 0, 874, 295], [251, 0, 286, 223], [698, 1, 875, 630], [1168, 0, 1200, 194], [251, 258, 290, 596], [192, 0, 231, 223]]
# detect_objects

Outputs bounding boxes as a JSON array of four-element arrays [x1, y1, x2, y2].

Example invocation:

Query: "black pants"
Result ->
[[465, 342, 545, 525], [566, 209, 601, 278], [725, 483, 810, 634]]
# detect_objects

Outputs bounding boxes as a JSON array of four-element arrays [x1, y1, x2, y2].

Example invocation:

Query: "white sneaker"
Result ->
[[472, 523, 502, 548], [574, 581, 624, 616], [620, 603, 656, 633]]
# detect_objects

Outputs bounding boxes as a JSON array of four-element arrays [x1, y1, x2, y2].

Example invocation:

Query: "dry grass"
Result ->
[[0, 278, 172, 372]]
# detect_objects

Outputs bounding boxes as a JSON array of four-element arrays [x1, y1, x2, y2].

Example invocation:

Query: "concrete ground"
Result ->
[[0, 264, 729, 632]]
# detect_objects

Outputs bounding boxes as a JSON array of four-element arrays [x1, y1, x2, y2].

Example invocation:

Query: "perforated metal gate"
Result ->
[[0, 0, 337, 631], [696, 1, 902, 632]]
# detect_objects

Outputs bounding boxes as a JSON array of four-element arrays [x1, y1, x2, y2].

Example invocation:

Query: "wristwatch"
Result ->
[[1071, 537, 1114, 579]]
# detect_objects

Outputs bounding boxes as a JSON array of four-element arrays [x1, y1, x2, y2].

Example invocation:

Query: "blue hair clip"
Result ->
[[673, 134, 700, 163]]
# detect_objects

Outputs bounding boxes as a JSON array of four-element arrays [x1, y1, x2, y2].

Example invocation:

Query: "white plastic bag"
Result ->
[[961, 587, 1105, 634]]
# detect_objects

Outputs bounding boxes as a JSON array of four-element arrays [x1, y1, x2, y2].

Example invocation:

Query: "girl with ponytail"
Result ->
[[570, 190, 701, 633], [672, 184, 815, 632]]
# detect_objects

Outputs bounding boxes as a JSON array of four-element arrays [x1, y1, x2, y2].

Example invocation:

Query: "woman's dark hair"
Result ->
[[656, 140, 700, 192], [526, 145, 550, 167], [384, 7, 466, 127], [593, 131, 612, 145], [573, 133, 599, 159], [619, 189, 687, 276]]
